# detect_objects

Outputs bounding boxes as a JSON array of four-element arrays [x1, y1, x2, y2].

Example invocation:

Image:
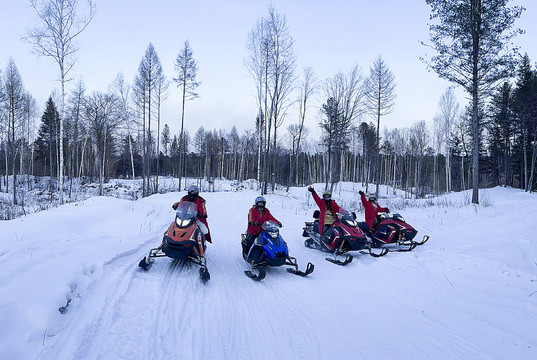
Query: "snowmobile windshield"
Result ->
[[262, 220, 280, 239], [338, 209, 357, 227], [174, 202, 197, 228]]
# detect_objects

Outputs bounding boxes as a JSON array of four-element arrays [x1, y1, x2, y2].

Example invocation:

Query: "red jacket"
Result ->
[[246, 206, 281, 236], [173, 195, 211, 242], [360, 193, 388, 229], [312, 191, 341, 233]]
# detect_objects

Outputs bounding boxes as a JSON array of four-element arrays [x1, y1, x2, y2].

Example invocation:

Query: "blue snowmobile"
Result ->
[[242, 220, 314, 281]]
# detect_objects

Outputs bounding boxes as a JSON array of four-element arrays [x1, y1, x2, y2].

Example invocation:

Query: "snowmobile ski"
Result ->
[[285, 256, 314, 276], [325, 253, 353, 266], [386, 242, 417, 252], [286, 261, 314, 276], [416, 235, 430, 245], [138, 256, 154, 271], [59, 299, 71, 314], [199, 266, 210, 283], [244, 267, 266, 281], [359, 247, 389, 258]]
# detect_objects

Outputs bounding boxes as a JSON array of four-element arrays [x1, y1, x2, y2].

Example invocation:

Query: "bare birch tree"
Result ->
[[364, 55, 396, 197], [2, 58, 26, 205], [246, 6, 296, 193], [25, 0, 96, 203], [434, 88, 459, 193], [288, 67, 316, 189], [110, 73, 136, 180], [83, 91, 120, 196]]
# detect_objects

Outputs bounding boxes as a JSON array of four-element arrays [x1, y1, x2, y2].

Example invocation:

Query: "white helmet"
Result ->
[[187, 184, 199, 195], [255, 196, 266, 208]]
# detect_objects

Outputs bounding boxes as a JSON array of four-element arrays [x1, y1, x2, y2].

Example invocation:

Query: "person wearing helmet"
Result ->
[[308, 186, 341, 235], [242, 196, 282, 260], [358, 190, 389, 233], [172, 184, 212, 243]]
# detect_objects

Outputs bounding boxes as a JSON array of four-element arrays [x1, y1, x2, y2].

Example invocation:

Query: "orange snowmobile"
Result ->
[[138, 202, 210, 282]]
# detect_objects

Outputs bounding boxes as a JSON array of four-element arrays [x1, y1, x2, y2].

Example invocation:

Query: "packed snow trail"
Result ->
[[1, 185, 536, 359]]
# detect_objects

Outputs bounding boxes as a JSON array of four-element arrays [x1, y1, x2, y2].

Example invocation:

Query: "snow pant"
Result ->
[[320, 224, 333, 245], [246, 242, 265, 265], [358, 222, 371, 236], [196, 218, 211, 242], [242, 233, 256, 259]]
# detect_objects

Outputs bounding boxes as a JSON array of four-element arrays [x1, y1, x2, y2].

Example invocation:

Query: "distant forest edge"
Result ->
[[1, 1, 536, 215]]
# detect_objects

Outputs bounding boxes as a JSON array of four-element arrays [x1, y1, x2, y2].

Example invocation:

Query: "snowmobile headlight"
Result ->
[[268, 231, 279, 239], [175, 217, 192, 227]]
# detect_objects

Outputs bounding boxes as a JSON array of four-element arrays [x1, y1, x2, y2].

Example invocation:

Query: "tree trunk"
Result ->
[[59, 70, 65, 204], [528, 133, 537, 192]]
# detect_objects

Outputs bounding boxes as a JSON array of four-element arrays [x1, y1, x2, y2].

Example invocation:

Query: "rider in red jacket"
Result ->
[[308, 186, 341, 234], [172, 185, 212, 243], [358, 190, 389, 231], [241, 196, 282, 259]]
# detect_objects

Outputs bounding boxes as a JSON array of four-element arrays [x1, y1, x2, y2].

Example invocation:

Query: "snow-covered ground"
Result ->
[[1, 182, 536, 359]]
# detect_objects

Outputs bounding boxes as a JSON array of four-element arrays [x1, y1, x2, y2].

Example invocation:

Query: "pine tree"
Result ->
[[35, 97, 59, 182], [423, 0, 524, 203]]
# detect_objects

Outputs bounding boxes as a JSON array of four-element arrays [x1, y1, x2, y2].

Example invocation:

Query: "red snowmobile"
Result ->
[[368, 212, 429, 252], [138, 202, 210, 282], [303, 208, 388, 265]]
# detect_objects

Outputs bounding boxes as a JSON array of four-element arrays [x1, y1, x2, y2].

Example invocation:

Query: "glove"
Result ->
[[308, 186, 314, 193], [172, 203, 178, 210], [385, 208, 390, 213], [358, 190, 364, 196], [278, 222, 283, 227]]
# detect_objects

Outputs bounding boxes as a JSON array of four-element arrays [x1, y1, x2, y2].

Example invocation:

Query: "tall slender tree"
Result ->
[[2, 58, 26, 205], [25, 0, 96, 203], [83, 91, 120, 196], [110, 74, 136, 180], [174, 39, 200, 190], [245, 6, 296, 194], [292, 67, 317, 187], [133, 43, 163, 196], [364, 55, 396, 198], [434, 88, 460, 193], [155, 66, 168, 193]]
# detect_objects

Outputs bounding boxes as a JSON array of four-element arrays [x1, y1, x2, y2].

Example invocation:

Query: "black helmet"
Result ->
[[368, 195, 377, 202], [255, 196, 266, 208], [187, 184, 199, 196]]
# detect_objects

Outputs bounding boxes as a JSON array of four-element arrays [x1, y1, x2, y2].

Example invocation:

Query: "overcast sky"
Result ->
[[1, 0, 536, 143]]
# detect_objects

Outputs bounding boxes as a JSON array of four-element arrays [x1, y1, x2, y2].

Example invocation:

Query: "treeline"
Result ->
[[1, 52, 537, 205], [0, 74, 535, 204]]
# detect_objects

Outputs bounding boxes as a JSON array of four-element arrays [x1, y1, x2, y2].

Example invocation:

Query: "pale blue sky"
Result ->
[[1, 0, 536, 143]]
